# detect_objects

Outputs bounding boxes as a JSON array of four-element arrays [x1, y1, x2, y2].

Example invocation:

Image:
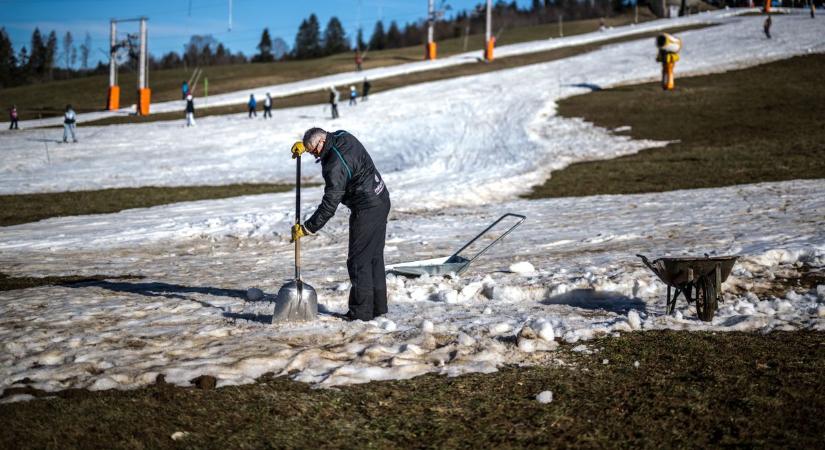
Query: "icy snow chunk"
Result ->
[[509, 261, 536, 275], [375, 318, 397, 332], [531, 319, 555, 342], [494, 285, 537, 302], [90, 377, 120, 391], [627, 310, 642, 330], [171, 431, 190, 441], [571, 344, 590, 354], [37, 350, 65, 366], [481, 276, 496, 299], [634, 361, 640, 368], [519, 338, 537, 353], [335, 282, 350, 292], [457, 332, 476, 347], [817, 305, 825, 318], [536, 391, 553, 404], [489, 322, 513, 336], [459, 282, 483, 301], [602, 359, 609, 365], [482, 306, 493, 315], [421, 320, 434, 334], [436, 289, 460, 304]]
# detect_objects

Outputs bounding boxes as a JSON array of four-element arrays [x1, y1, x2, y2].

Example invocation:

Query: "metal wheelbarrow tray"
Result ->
[[637, 254, 738, 321], [387, 213, 526, 278]]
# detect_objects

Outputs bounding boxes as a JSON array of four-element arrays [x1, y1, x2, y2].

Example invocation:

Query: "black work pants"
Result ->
[[263, 106, 272, 118], [347, 194, 390, 321]]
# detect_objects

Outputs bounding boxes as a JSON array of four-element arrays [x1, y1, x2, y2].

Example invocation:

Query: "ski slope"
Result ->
[[2, 9, 748, 130], [0, 12, 824, 400]]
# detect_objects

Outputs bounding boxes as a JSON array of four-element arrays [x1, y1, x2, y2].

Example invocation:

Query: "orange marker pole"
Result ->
[[107, 85, 120, 111], [425, 42, 437, 60], [138, 88, 151, 115], [484, 37, 495, 61]]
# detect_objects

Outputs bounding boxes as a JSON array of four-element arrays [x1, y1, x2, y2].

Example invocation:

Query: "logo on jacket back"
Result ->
[[374, 174, 385, 195]]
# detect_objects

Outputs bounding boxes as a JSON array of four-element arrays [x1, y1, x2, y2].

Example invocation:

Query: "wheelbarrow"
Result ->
[[637, 254, 738, 321], [387, 213, 526, 278]]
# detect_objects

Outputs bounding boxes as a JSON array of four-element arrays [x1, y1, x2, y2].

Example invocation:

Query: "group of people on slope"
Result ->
[[6, 104, 77, 143], [246, 93, 274, 119], [63, 105, 77, 143], [182, 79, 275, 126], [328, 79, 371, 120]]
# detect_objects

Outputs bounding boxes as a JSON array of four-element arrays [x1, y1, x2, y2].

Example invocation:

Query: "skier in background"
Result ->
[[63, 104, 77, 143], [263, 93, 273, 119], [354, 49, 363, 71], [811, 1, 816, 18], [185, 94, 196, 127], [349, 85, 358, 106], [181, 80, 189, 100], [328, 86, 340, 119], [763, 15, 772, 39], [248, 94, 257, 118], [362, 79, 371, 102], [8, 105, 19, 130]]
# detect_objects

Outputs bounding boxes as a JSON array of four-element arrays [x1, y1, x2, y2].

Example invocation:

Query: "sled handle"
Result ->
[[448, 213, 526, 267]]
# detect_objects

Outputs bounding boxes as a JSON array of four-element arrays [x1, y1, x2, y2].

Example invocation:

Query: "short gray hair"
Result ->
[[302, 127, 326, 150]]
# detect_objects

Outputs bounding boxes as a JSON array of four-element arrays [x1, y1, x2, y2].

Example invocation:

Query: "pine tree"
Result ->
[[29, 28, 45, 77], [62, 31, 74, 69], [368, 21, 386, 51], [402, 23, 423, 47], [0, 28, 16, 87], [293, 14, 322, 59], [386, 21, 402, 49], [323, 17, 349, 55], [45, 30, 58, 80], [255, 28, 274, 62], [356, 28, 366, 52], [18, 47, 29, 71], [79, 32, 91, 70]]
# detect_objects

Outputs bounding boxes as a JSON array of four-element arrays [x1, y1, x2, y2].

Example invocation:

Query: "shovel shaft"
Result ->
[[295, 154, 301, 281]]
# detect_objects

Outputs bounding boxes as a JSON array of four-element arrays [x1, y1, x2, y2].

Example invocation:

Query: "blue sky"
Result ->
[[1, 0, 532, 67]]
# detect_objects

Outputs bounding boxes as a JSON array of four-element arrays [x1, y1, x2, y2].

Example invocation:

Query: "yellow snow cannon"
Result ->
[[655, 33, 682, 91]]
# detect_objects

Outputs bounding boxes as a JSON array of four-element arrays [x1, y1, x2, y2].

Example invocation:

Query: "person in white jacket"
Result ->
[[263, 93, 273, 119], [328, 86, 340, 119], [185, 94, 196, 127], [63, 104, 77, 143]]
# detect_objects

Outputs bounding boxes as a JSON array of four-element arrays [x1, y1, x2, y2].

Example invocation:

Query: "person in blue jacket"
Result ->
[[248, 94, 257, 118], [181, 80, 189, 100]]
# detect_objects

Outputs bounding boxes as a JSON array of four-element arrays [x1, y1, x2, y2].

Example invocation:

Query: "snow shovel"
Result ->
[[272, 152, 318, 323]]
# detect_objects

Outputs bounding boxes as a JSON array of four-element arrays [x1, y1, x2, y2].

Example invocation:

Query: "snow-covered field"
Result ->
[[0, 12, 823, 400]]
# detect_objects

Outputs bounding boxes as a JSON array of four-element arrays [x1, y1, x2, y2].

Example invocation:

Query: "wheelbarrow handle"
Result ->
[[636, 254, 657, 272], [449, 213, 526, 270]]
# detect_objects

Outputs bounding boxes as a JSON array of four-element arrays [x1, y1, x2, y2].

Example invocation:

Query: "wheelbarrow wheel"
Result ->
[[694, 273, 718, 322]]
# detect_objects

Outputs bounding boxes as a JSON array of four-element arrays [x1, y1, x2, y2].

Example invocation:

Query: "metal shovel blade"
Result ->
[[271, 280, 318, 323]]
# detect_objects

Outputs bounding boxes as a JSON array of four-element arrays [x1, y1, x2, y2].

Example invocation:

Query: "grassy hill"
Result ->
[[1, 12, 656, 122]]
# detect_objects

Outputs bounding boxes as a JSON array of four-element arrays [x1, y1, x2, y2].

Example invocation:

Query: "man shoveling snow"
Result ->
[[291, 128, 391, 321]]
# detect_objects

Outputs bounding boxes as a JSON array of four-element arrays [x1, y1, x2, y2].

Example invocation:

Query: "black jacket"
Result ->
[[304, 130, 388, 233], [186, 99, 195, 113]]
